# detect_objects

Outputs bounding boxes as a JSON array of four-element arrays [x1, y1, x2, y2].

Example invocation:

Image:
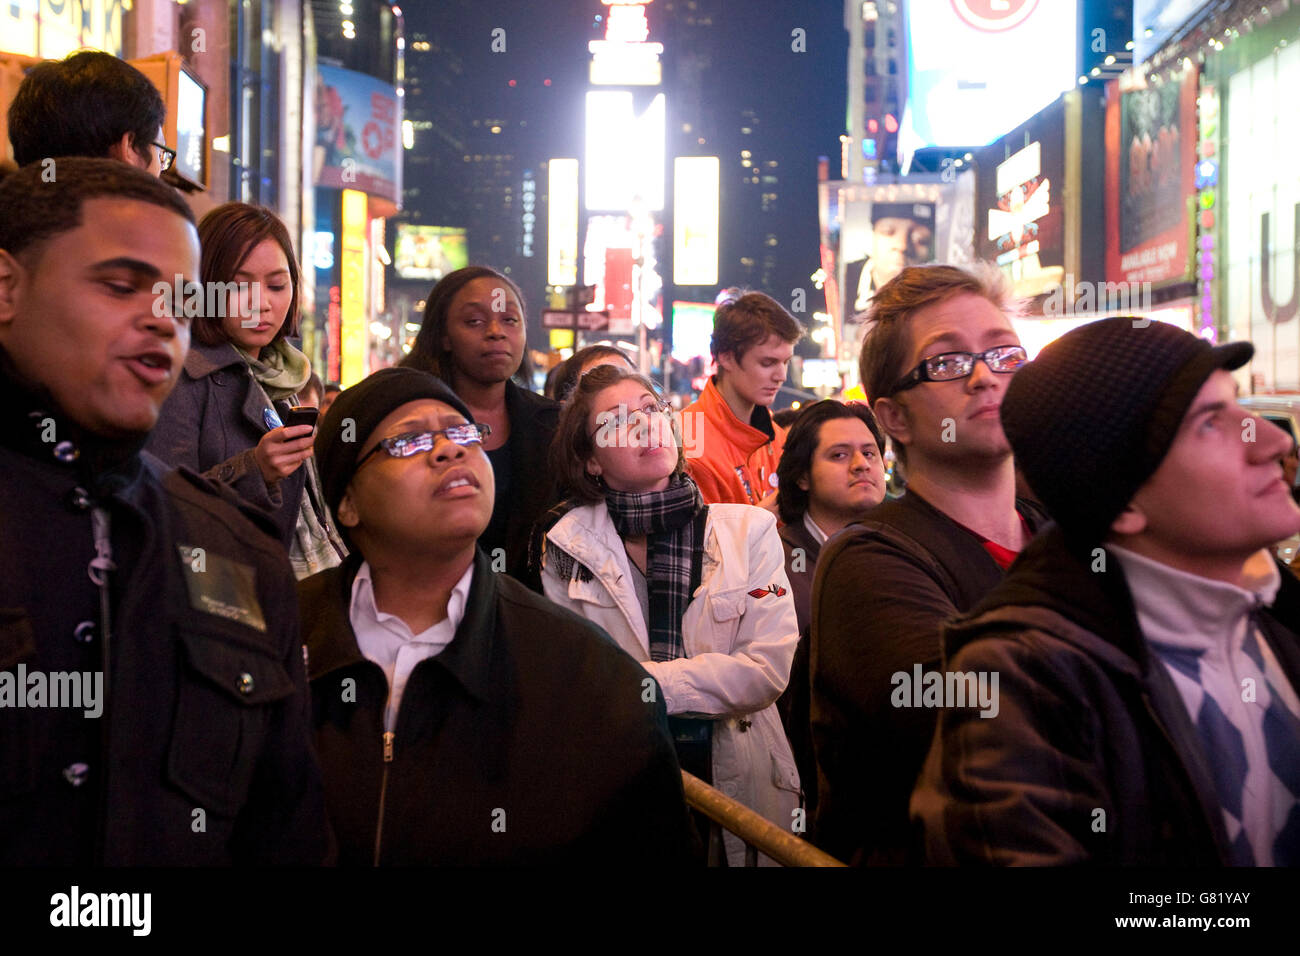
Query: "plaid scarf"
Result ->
[[604, 474, 708, 663]]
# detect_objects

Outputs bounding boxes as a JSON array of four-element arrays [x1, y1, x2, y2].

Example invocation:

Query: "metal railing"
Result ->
[[680, 771, 845, 867]]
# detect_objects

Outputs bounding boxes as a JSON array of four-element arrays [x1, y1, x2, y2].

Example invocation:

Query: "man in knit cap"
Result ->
[[912, 316, 1300, 866], [303, 367, 697, 864]]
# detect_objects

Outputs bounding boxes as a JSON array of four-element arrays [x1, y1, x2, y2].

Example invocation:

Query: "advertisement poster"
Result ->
[[1225, 43, 1300, 392], [313, 64, 400, 204], [975, 97, 1068, 298], [1104, 68, 1196, 287], [393, 225, 468, 282], [820, 175, 974, 332]]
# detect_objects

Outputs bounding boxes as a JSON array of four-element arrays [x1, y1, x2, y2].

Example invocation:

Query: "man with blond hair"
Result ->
[[810, 263, 1048, 864]]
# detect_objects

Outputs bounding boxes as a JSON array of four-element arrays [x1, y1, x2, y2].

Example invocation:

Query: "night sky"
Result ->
[[404, 0, 848, 306]]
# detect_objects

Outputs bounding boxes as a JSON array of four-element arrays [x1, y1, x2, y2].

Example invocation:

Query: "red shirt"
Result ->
[[956, 514, 1030, 571]]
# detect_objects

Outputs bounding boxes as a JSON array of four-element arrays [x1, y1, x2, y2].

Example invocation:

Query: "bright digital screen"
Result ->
[[904, 0, 1076, 149], [671, 301, 716, 362], [548, 159, 580, 286], [174, 67, 207, 188], [392, 225, 468, 282], [585, 91, 665, 211], [673, 157, 719, 287]]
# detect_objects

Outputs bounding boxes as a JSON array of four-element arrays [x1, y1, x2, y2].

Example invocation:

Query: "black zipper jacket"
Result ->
[[299, 549, 699, 865], [0, 357, 329, 864]]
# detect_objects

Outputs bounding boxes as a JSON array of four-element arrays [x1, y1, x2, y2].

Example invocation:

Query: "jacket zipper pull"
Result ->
[[383, 731, 395, 762]]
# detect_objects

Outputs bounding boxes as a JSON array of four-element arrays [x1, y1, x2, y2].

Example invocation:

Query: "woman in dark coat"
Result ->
[[401, 266, 558, 589], [148, 202, 344, 577]]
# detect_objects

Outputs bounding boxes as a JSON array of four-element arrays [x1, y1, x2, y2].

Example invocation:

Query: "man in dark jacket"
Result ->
[[811, 264, 1045, 865], [306, 367, 698, 865], [774, 399, 888, 818], [913, 317, 1300, 866], [0, 158, 328, 864]]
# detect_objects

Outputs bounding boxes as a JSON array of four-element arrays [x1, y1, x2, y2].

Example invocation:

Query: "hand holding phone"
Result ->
[[283, 405, 319, 431]]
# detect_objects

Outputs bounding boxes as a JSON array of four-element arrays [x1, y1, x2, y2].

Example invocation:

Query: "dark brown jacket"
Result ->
[[810, 490, 1047, 865], [912, 524, 1300, 865]]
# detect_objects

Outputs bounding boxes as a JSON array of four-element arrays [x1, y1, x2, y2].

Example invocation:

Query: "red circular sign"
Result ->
[[950, 0, 1039, 33]]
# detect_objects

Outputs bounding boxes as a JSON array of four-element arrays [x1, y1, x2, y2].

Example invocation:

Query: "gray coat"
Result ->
[[147, 340, 305, 547]]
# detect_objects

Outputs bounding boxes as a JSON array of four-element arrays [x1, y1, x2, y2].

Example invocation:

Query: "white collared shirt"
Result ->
[[1110, 545, 1300, 865], [348, 560, 474, 732], [802, 512, 831, 548]]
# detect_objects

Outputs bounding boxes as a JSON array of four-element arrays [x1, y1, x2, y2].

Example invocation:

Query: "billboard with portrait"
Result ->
[[1105, 68, 1197, 287], [313, 64, 400, 204], [820, 176, 975, 330]]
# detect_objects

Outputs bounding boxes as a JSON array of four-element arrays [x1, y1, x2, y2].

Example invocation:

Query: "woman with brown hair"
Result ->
[[537, 363, 802, 864], [401, 265, 557, 588], [148, 202, 344, 577]]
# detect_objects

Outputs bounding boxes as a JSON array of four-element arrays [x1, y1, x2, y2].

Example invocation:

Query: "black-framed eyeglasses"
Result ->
[[355, 423, 492, 471], [152, 141, 176, 172], [589, 399, 674, 440], [891, 345, 1029, 394]]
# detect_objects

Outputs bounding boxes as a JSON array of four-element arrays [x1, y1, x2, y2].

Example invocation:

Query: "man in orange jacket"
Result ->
[[681, 292, 803, 509]]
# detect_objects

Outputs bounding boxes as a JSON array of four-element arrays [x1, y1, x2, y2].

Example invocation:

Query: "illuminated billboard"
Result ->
[[548, 158, 580, 286], [340, 190, 369, 387], [903, 0, 1076, 150], [673, 157, 719, 287], [585, 91, 665, 211], [314, 65, 401, 204], [393, 225, 468, 282], [671, 301, 716, 362], [589, 0, 663, 86], [1226, 43, 1300, 392], [1105, 68, 1197, 287]]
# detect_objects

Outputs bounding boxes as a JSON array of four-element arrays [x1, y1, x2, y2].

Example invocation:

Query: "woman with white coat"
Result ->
[[537, 364, 802, 865]]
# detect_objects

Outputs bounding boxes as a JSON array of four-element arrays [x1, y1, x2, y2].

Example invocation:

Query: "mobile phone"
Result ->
[[283, 405, 319, 431]]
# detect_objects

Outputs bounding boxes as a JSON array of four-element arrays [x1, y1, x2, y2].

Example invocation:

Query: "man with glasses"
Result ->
[[810, 263, 1049, 865], [7, 51, 171, 177], [307, 367, 696, 864]]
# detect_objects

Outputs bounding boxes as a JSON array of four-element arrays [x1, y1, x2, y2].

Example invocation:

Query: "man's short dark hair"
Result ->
[[777, 400, 885, 525], [0, 157, 194, 265], [710, 291, 803, 367], [8, 51, 166, 167]]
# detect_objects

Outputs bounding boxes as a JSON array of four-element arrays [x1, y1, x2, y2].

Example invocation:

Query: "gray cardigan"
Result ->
[[147, 340, 305, 547]]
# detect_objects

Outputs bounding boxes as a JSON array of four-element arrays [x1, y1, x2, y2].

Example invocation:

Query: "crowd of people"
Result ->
[[3, 50, 1299, 868]]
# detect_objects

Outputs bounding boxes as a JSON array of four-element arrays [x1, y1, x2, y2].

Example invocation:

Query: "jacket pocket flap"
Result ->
[[568, 575, 617, 608], [179, 629, 294, 706], [0, 608, 37, 672], [708, 588, 748, 622]]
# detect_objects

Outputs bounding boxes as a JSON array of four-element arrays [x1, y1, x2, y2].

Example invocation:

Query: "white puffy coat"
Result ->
[[542, 502, 802, 865]]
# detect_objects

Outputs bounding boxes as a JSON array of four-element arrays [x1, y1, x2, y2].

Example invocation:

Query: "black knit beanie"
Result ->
[[315, 366, 475, 517], [1001, 316, 1252, 549]]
